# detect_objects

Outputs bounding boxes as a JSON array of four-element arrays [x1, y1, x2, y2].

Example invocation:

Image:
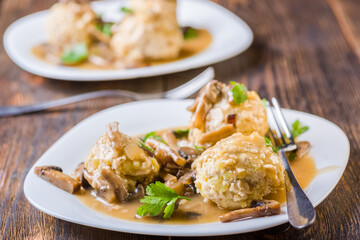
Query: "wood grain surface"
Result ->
[[1, 0, 359, 239]]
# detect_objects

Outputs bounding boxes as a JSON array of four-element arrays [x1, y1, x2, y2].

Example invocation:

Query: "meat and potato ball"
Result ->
[[193, 132, 285, 209], [84, 122, 160, 202], [188, 80, 269, 147], [46, 0, 96, 49], [110, 0, 183, 65]]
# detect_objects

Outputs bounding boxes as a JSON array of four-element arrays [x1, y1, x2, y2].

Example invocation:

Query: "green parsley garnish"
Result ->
[[96, 22, 114, 36], [136, 182, 190, 218], [194, 145, 205, 151], [120, 7, 133, 13], [229, 81, 248, 105], [262, 98, 267, 107], [291, 120, 309, 138], [173, 129, 189, 138], [143, 131, 165, 144], [288, 151, 296, 161], [61, 43, 88, 65], [183, 27, 197, 40], [265, 137, 277, 153], [138, 141, 153, 153]]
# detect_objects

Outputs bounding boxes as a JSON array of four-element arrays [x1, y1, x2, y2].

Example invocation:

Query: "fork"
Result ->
[[0, 67, 214, 117], [266, 98, 316, 229]]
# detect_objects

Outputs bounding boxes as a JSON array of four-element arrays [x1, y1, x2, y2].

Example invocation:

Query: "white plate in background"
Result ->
[[4, 0, 253, 81], [24, 100, 350, 236]]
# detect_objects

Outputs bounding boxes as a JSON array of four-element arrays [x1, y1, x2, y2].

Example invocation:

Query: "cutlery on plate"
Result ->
[[0, 67, 214, 117], [266, 98, 316, 229]]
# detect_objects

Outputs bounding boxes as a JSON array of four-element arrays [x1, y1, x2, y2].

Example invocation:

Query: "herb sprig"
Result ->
[[229, 81, 248, 105], [61, 43, 88, 65], [96, 22, 114, 36], [183, 27, 197, 40], [291, 120, 309, 138], [194, 145, 205, 151], [120, 7, 133, 13], [138, 141, 153, 153], [265, 137, 277, 153], [143, 131, 166, 144], [136, 182, 190, 218], [173, 129, 189, 138]]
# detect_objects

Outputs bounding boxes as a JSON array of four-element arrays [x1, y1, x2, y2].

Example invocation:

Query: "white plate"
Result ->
[[24, 100, 350, 236], [4, 0, 253, 81]]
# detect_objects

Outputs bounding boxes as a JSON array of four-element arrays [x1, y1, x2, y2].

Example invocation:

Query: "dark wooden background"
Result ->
[[1, 0, 359, 239]]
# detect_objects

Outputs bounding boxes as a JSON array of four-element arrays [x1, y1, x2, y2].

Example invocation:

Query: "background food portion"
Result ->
[[188, 80, 269, 148], [46, 0, 96, 49], [194, 132, 285, 209], [36, 0, 211, 69], [110, 0, 183, 65]]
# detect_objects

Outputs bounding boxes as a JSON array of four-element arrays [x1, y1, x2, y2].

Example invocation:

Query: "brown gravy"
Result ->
[[31, 29, 212, 70], [77, 153, 317, 224]]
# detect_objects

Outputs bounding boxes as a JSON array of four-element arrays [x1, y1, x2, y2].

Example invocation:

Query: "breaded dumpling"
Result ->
[[46, 0, 96, 48], [84, 122, 160, 201], [110, 0, 183, 65], [188, 80, 269, 147], [193, 132, 285, 209]]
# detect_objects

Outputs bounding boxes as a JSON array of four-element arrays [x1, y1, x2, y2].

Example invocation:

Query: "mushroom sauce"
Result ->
[[76, 128, 318, 225], [31, 29, 212, 70]]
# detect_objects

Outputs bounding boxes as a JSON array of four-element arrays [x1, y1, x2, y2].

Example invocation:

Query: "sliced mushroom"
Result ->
[[219, 200, 281, 223], [83, 170, 116, 202], [296, 141, 311, 159], [178, 147, 202, 164], [161, 131, 178, 150], [72, 162, 84, 182], [179, 170, 196, 185], [34, 166, 80, 194], [198, 124, 235, 146], [164, 178, 185, 196], [101, 168, 128, 203], [162, 162, 182, 175], [128, 184, 145, 200], [159, 171, 177, 182], [146, 138, 186, 167]]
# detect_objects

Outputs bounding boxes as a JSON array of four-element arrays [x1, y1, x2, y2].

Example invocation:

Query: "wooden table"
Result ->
[[1, 0, 359, 239]]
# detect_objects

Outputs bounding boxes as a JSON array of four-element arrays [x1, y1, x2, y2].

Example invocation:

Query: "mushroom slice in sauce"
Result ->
[[146, 138, 186, 167], [161, 130, 178, 150], [198, 124, 235, 146], [100, 168, 128, 203], [128, 184, 145, 200], [227, 114, 237, 128], [83, 170, 116, 202], [295, 141, 311, 159], [178, 170, 196, 185], [219, 200, 281, 223], [34, 166, 80, 194], [178, 147, 202, 164], [72, 162, 84, 181]]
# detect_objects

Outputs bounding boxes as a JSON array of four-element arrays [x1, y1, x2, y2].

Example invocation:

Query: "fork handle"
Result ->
[[280, 151, 316, 228], [0, 90, 145, 117]]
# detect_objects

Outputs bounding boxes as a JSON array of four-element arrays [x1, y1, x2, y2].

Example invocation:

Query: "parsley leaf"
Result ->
[[291, 120, 309, 138], [288, 151, 296, 161], [262, 98, 268, 107], [96, 22, 114, 36], [183, 27, 197, 40], [173, 129, 189, 138], [229, 81, 248, 105], [194, 145, 205, 151], [61, 43, 88, 65], [136, 182, 190, 218], [138, 141, 153, 153], [120, 7, 133, 13], [143, 131, 166, 144], [265, 137, 277, 153]]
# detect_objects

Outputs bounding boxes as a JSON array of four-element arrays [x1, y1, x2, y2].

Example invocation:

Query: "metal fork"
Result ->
[[0, 67, 214, 117], [266, 97, 316, 229]]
